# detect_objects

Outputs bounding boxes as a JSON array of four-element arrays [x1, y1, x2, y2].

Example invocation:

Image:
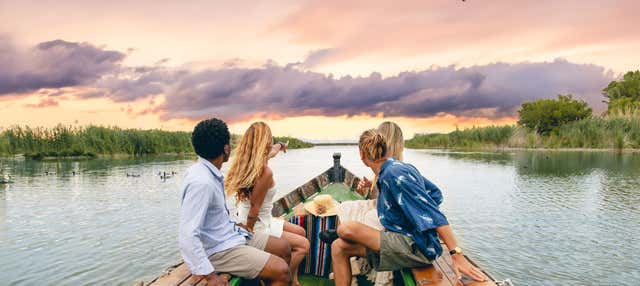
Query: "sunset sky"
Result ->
[[1, 0, 638, 141]]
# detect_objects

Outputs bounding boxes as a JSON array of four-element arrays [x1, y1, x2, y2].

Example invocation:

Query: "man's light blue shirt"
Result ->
[[179, 157, 250, 275]]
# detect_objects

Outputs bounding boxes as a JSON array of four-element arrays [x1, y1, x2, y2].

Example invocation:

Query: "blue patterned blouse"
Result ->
[[376, 158, 449, 261]]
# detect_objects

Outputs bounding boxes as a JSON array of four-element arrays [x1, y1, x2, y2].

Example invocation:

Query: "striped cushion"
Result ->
[[288, 214, 337, 278]]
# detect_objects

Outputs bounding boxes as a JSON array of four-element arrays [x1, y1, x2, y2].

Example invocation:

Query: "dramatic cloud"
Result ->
[[0, 38, 615, 123], [150, 59, 613, 122], [0, 38, 125, 95]]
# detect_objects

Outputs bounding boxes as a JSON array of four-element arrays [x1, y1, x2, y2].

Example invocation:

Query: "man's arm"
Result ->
[[179, 182, 215, 275], [436, 225, 486, 282]]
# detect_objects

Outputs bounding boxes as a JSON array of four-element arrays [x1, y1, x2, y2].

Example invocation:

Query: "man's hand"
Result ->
[[356, 177, 372, 193], [236, 223, 254, 233], [451, 253, 486, 282]]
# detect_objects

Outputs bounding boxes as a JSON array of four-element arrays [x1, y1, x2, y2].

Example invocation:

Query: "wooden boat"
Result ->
[[145, 153, 506, 286]]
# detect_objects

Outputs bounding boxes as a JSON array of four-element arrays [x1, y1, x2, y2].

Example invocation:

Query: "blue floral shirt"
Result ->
[[376, 158, 449, 261]]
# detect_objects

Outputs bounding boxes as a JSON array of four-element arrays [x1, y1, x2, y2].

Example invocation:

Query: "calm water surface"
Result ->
[[1, 146, 639, 285]]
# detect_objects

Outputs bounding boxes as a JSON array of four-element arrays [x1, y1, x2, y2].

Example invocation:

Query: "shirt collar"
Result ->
[[379, 157, 395, 175], [198, 157, 224, 181]]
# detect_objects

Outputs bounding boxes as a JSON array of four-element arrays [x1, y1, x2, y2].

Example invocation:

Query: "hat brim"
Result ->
[[303, 199, 339, 217]]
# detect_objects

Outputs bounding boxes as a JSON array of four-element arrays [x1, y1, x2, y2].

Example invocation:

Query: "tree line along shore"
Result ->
[[406, 70, 640, 150], [0, 125, 313, 160]]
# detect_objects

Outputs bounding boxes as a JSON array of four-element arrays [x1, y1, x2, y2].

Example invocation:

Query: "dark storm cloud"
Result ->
[[0, 37, 614, 122], [155, 59, 612, 121], [0, 38, 124, 95]]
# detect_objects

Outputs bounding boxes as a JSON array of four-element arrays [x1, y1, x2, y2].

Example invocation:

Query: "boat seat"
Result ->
[[405, 244, 496, 286], [146, 261, 242, 286]]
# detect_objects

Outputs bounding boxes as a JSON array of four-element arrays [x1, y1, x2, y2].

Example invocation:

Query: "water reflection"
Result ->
[[1, 149, 639, 286], [515, 151, 640, 177]]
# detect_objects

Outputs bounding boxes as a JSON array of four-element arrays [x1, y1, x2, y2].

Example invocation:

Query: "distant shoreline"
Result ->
[[406, 146, 640, 153]]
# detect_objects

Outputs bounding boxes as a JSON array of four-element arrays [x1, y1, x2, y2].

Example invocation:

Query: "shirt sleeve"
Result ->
[[422, 176, 444, 206], [388, 168, 449, 232], [179, 182, 215, 275]]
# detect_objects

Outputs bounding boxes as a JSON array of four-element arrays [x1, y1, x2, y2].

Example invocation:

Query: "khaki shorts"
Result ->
[[208, 231, 271, 278], [366, 231, 432, 271]]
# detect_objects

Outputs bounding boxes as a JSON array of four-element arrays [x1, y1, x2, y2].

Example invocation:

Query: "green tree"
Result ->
[[603, 71, 640, 115], [518, 94, 592, 135]]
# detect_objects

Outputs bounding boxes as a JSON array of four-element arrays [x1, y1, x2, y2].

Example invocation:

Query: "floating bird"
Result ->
[[160, 171, 173, 180], [44, 171, 56, 175], [127, 172, 141, 177]]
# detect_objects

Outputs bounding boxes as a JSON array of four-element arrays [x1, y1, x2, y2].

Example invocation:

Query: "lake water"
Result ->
[[1, 146, 639, 286]]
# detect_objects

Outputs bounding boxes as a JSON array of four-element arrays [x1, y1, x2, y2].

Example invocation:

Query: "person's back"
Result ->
[[376, 158, 447, 260], [179, 158, 248, 268]]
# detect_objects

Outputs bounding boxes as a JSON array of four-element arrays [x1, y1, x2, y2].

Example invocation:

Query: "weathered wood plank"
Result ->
[[148, 262, 192, 286], [411, 265, 455, 286], [435, 243, 496, 286]]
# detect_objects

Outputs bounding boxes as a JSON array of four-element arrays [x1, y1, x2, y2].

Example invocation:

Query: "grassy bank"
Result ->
[[406, 114, 640, 150], [273, 136, 315, 149], [0, 125, 314, 159]]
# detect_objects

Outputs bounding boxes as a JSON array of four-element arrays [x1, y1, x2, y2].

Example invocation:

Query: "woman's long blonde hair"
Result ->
[[377, 121, 404, 161], [225, 122, 273, 201]]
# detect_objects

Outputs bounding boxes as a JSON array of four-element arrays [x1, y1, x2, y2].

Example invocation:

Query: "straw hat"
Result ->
[[303, 194, 339, 217]]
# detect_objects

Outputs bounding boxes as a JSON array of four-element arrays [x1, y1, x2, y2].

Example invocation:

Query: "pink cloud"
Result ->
[[274, 0, 640, 66], [24, 97, 59, 108]]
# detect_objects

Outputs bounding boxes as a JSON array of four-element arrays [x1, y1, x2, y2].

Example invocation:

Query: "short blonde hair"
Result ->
[[377, 121, 404, 161], [358, 129, 387, 161]]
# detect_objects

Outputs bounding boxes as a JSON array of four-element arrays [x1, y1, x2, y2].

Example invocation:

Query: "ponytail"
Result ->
[[358, 129, 387, 161]]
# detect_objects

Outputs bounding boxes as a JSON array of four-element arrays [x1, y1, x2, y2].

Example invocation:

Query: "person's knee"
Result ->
[[337, 221, 358, 241], [331, 238, 347, 257], [262, 256, 292, 284], [300, 237, 310, 255], [273, 258, 292, 283], [295, 225, 306, 237]]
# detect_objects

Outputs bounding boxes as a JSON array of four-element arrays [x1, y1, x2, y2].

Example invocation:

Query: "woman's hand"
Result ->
[[357, 177, 372, 193], [451, 253, 487, 282], [278, 141, 289, 153], [268, 141, 288, 158]]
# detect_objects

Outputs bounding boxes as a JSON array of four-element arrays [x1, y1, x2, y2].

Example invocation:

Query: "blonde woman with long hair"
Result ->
[[225, 122, 310, 286], [357, 121, 405, 198]]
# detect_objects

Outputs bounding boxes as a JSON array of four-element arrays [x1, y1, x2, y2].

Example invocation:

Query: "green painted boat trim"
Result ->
[[400, 270, 417, 286]]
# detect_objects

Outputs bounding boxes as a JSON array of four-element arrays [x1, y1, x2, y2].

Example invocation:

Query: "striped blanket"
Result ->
[[288, 214, 337, 278]]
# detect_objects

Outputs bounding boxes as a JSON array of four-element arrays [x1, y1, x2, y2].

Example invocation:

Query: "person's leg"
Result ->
[[330, 238, 367, 286], [281, 231, 309, 286], [283, 221, 306, 237], [264, 236, 292, 264], [249, 231, 292, 264], [257, 254, 292, 286], [336, 221, 381, 251]]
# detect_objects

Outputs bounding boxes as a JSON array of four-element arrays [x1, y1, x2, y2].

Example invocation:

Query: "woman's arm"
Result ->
[[268, 142, 288, 159], [246, 165, 274, 231]]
